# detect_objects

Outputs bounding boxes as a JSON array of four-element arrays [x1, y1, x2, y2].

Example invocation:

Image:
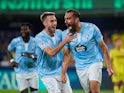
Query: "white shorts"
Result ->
[[16, 72, 38, 91], [76, 62, 103, 93], [41, 74, 72, 93]]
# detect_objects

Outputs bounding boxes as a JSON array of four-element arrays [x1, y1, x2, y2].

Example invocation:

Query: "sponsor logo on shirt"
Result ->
[[41, 42, 44, 46], [75, 44, 87, 52]]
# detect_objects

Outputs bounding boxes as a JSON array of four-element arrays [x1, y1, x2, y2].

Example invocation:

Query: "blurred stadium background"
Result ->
[[0, 0, 124, 93]]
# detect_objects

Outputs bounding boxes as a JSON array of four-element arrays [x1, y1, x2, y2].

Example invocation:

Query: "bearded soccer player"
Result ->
[[62, 9, 114, 93]]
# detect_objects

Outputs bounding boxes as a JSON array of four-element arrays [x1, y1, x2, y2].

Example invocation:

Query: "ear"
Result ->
[[75, 18, 79, 23], [43, 20, 47, 27]]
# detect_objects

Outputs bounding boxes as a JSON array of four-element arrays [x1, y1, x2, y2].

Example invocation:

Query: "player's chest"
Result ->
[[47, 36, 61, 47], [15, 42, 35, 52], [69, 33, 94, 52], [70, 32, 94, 45]]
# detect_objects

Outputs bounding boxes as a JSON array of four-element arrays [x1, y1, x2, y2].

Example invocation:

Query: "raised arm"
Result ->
[[44, 34, 75, 57]]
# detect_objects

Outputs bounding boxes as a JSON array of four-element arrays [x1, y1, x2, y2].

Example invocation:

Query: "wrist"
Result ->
[[31, 55, 35, 59], [107, 65, 112, 68], [64, 39, 68, 44], [10, 59, 14, 63], [62, 72, 66, 75]]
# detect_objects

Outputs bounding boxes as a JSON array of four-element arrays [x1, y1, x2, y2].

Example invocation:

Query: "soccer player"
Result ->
[[7, 23, 38, 93], [62, 9, 114, 93], [35, 12, 74, 93], [110, 38, 124, 93]]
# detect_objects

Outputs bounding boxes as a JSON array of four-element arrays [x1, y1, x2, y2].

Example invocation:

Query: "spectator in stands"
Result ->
[[0, 55, 10, 67]]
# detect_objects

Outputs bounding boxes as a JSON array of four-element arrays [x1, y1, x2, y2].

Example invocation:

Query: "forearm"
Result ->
[[102, 47, 114, 76], [104, 51, 111, 67], [7, 51, 13, 60], [22, 52, 37, 59], [7, 51, 18, 67], [47, 39, 68, 56], [99, 40, 114, 76], [62, 55, 70, 75], [99, 41, 112, 67], [102, 46, 111, 67]]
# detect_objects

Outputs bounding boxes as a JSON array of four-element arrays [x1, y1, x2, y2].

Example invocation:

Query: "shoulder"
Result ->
[[11, 36, 21, 42], [83, 22, 101, 36], [62, 29, 69, 34], [121, 48, 124, 52], [55, 29, 62, 34], [35, 31, 44, 39], [56, 29, 62, 32], [35, 31, 47, 43], [30, 36, 35, 41], [81, 22, 97, 28], [53, 29, 62, 37]]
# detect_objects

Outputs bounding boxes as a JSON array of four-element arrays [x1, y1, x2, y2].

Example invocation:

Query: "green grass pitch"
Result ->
[[0, 90, 113, 93]]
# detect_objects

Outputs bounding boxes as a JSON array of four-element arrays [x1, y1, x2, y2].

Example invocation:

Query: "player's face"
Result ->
[[20, 26, 31, 38], [45, 15, 57, 34], [115, 39, 122, 47], [64, 12, 76, 31]]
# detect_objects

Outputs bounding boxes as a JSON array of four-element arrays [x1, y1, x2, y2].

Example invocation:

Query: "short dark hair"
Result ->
[[21, 23, 32, 30], [40, 12, 55, 22], [66, 9, 80, 18]]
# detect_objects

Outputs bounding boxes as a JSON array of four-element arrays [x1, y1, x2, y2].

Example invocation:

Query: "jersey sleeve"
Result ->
[[93, 24, 103, 43], [8, 38, 16, 52]]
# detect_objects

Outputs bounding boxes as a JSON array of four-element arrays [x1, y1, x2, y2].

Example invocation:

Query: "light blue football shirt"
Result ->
[[35, 29, 63, 77], [8, 36, 37, 73], [62, 22, 104, 70]]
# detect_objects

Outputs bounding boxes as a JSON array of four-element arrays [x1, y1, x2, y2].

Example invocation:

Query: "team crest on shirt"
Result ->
[[75, 44, 87, 52], [41, 42, 44, 46], [85, 34, 89, 41]]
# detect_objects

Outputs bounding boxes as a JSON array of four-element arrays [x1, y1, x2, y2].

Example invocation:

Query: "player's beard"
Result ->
[[68, 23, 76, 35], [48, 26, 56, 36], [21, 32, 30, 39]]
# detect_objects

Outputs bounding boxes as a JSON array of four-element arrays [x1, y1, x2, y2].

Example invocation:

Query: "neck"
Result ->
[[23, 36, 30, 43], [45, 28, 54, 37], [115, 46, 121, 50], [76, 22, 81, 33]]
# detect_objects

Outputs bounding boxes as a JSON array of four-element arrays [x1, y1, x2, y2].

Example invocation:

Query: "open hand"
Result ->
[[11, 62, 18, 67]]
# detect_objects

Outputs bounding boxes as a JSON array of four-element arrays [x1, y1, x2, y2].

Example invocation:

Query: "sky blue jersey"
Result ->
[[35, 29, 63, 77], [62, 22, 104, 70], [8, 36, 37, 74]]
